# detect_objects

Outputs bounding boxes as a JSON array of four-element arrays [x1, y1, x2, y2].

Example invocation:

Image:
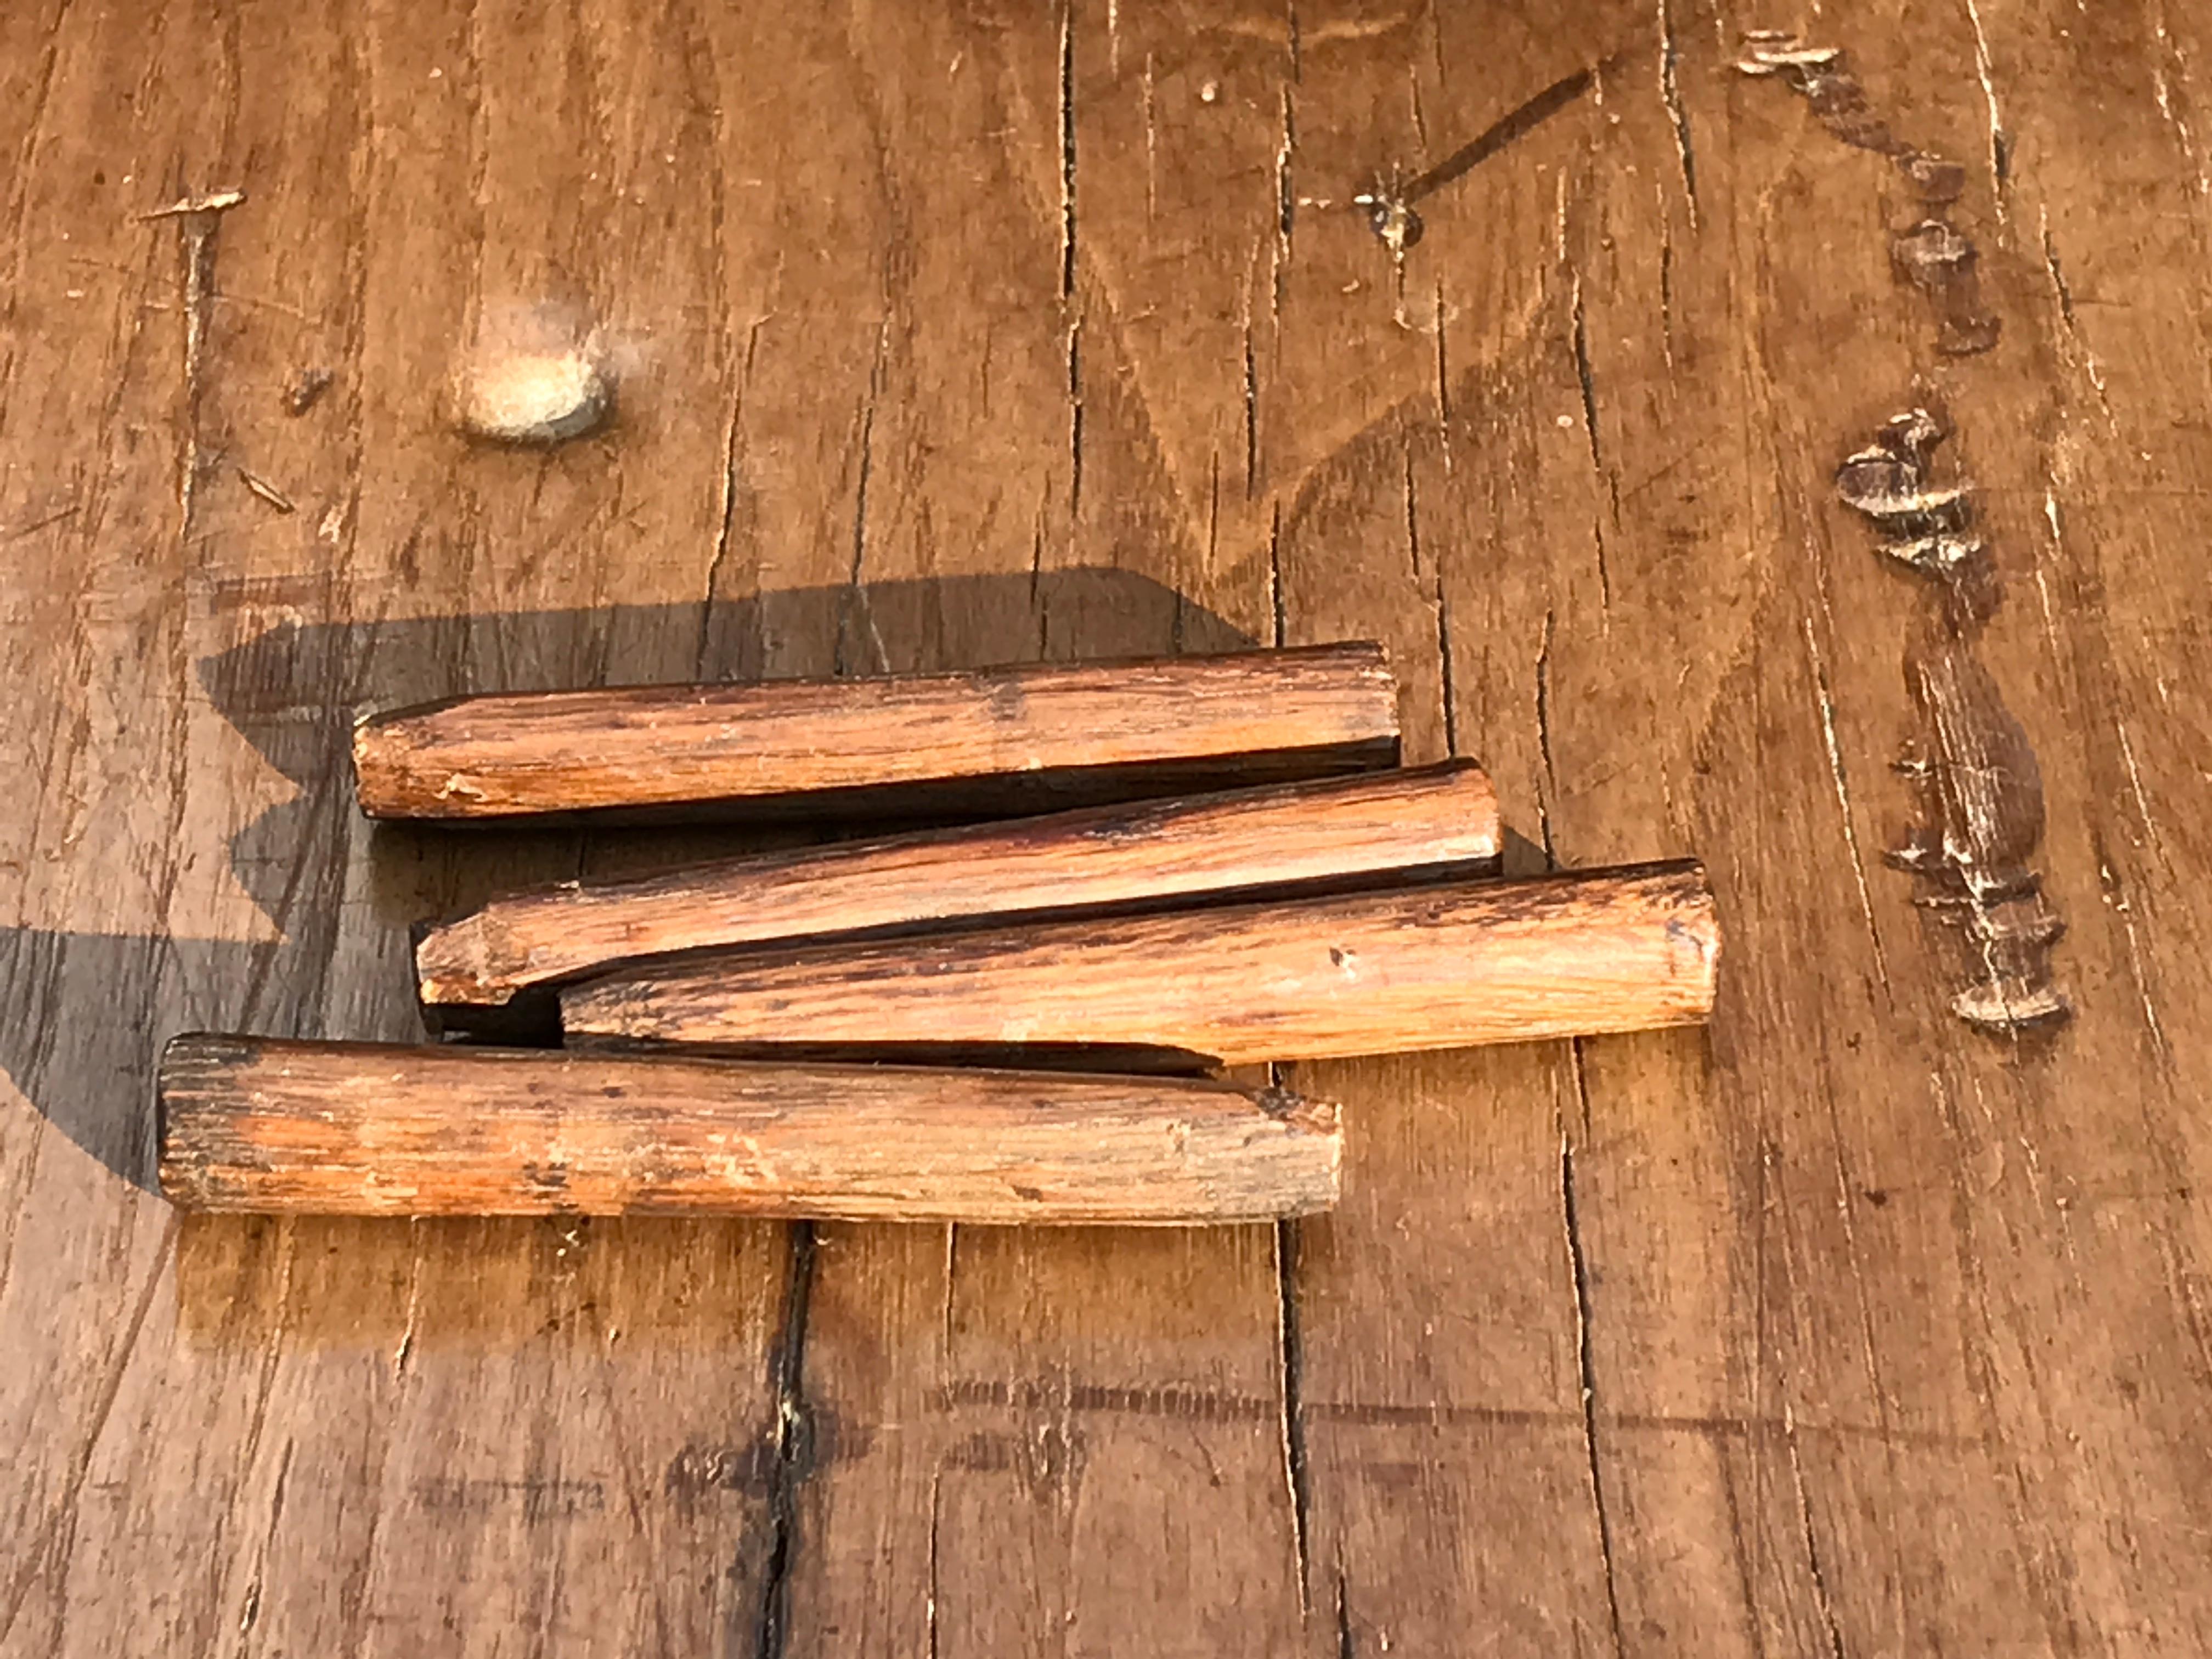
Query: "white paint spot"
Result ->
[[454, 303, 614, 445]]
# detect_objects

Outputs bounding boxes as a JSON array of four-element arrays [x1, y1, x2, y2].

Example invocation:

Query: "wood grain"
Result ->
[[417, 759, 1499, 1008], [158, 1035, 1341, 1222], [351, 642, 1400, 821], [9, 0, 2212, 1651], [560, 861, 1718, 1064]]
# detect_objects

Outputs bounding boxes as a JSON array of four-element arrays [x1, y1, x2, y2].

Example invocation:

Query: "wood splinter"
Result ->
[[157, 1036, 1341, 1223], [352, 642, 1401, 823], [417, 760, 1500, 1012], [561, 860, 1720, 1066]]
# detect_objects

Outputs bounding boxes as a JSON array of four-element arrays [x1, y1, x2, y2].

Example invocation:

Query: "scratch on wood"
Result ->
[[4, 503, 80, 541], [2114, 719, 2164, 864], [142, 187, 246, 220], [1801, 616, 1890, 989], [1962, 0, 2011, 206], [1274, 1215, 1312, 1617], [1658, 0, 1699, 223], [2101, 857, 2168, 1056], [2148, 0, 2212, 199], [1244, 325, 1260, 496], [2037, 212, 2112, 414], [1142, 53, 1158, 219], [932, 1374, 1984, 1444], [235, 1436, 296, 1638], [1782, 1404, 1851, 1658], [1066, 314, 1084, 520]]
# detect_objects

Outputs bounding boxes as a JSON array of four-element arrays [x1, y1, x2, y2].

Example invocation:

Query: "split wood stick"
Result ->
[[560, 860, 1720, 1066], [157, 1036, 1341, 1222], [352, 642, 1400, 822], [418, 760, 1500, 1009]]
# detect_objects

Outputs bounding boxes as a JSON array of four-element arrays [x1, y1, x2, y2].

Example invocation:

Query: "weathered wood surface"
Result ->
[[158, 1036, 1342, 1222], [562, 861, 1717, 1064], [419, 759, 1500, 1009], [4, 0, 2209, 1654], [353, 641, 1401, 821]]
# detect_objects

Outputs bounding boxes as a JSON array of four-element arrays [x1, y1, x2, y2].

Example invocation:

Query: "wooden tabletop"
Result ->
[[4, 1, 2206, 1652]]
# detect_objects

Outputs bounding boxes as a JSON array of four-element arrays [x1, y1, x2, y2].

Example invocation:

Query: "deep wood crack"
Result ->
[[752, 1223, 817, 1659]]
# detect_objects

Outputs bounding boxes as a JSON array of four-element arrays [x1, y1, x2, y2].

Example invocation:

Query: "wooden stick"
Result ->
[[560, 860, 1720, 1066], [352, 642, 1400, 822], [156, 1036, 1342, 1222], [417, 760, 1500, 1009]]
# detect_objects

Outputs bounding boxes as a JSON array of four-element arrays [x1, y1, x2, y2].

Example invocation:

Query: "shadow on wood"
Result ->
[[0, 571, 1259, 1191]]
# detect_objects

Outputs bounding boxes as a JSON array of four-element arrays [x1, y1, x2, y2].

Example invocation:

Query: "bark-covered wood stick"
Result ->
[[417, 760, 1500, 1011], [352, 642, 1400, 822], [157, 1036, 1342, 1222], [560, 860, 1720, 1066]]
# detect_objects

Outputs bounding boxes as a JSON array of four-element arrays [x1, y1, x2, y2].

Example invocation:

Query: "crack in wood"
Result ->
[[1560, 1130, 1626, 1657], [1657, 0, 1698, 222], [1534, 606, 1558, 864], [697, 319, 763, 678], [147, 189, 245, 537], [1058, 3, 1076, 302], [0, 1213, 179, 1645], [752, 1223, 817, 1659], [1273, 1212, 1312, 1617], [836, 323, 890, 679]]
